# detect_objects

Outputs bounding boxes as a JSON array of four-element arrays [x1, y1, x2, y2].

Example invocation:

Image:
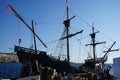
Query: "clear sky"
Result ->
[[0, 0, 120, 63]]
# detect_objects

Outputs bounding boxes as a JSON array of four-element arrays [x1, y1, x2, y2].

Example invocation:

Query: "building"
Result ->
[[112, 57, 120, 79]]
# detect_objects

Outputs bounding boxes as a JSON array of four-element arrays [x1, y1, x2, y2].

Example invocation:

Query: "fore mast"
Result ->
[[85, 24, 119, 70], [86, 24, 106, 62]]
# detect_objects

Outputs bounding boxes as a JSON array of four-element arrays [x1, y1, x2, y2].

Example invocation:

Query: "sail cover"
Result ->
[[112, 57, 120, 78]]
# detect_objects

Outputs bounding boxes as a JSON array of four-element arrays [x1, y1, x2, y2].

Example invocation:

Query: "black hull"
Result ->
[[15, 46, 71, 73]]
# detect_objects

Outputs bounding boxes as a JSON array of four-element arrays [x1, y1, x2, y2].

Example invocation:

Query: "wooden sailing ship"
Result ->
[[8, 4, 83, 74], [7, 1, 119, 79]]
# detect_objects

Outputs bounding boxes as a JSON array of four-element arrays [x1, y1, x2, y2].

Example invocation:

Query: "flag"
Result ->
[[65, 0, 69, 6], [7, 5, 11, 11]]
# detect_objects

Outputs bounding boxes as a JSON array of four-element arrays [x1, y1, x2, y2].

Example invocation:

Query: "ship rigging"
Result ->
[[7, 1, 120, 79]]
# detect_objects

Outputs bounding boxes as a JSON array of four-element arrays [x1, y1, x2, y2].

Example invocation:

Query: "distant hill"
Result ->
[[70, 62, 112, 69], [0, 53, 19, 62], [70, 62, 83, 67]]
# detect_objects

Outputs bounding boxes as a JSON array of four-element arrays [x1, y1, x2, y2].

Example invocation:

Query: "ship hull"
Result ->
[[15, 46, 71, 73]]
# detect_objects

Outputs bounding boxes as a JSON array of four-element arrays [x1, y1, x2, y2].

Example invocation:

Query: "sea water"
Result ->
[[0, 63, 22, 79], [0, 62, 112, 79]]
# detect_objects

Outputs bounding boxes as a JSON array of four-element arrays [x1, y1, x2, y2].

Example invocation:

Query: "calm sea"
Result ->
[[0, 62, 112, 79], [0, 63, 22, 79]]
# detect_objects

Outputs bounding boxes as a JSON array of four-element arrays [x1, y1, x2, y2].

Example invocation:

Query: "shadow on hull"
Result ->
[[14, 46, 73, 73]]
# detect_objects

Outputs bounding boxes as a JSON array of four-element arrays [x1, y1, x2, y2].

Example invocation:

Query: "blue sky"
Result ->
[[0, 0, 120, 63]]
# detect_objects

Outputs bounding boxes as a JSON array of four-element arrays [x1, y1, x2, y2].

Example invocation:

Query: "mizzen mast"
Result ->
[[32, 20, 37, 54], [7, 5, 47, 48]]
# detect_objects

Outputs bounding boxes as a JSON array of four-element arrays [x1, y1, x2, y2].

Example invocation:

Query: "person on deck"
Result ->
[[62, 72, 68, 80]]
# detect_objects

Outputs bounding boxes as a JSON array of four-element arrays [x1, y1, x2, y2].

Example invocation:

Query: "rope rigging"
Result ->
[[9, 1, 119, 63]]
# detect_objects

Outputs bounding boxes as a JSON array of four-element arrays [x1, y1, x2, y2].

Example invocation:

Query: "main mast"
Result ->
[[63, 5, 75, 63], [62, 1, 82, 63], [65, 6, 70, 63]]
